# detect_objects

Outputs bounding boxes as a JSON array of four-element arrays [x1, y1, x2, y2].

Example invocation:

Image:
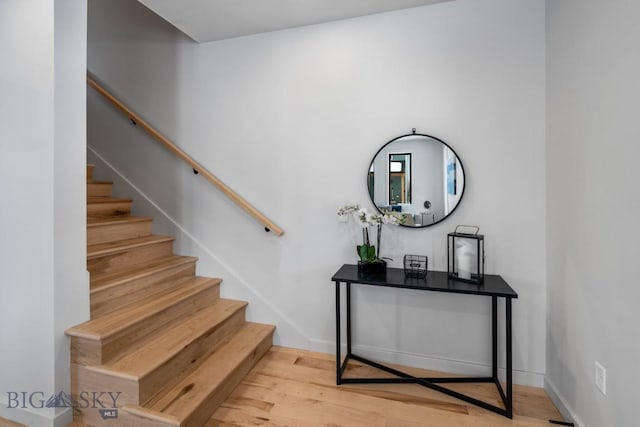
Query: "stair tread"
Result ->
[[87, 216, 153, 227], [87, 235, 175, 259], [66, 276, 221, 340], [91, 255, 197, 291], [89, 299, 248, 378], [87, 180, 113, 185], [144, 322, 275, 419], [87, 196, 133, 204]]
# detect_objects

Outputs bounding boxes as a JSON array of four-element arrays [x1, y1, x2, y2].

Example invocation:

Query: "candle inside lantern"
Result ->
[[456, 239, 473, 280]]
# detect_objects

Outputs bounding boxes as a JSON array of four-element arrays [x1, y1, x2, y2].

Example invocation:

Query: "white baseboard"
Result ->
[[545, 377, 585, 427], [0, 396, 72, 427], [309, 338, 545, 387]]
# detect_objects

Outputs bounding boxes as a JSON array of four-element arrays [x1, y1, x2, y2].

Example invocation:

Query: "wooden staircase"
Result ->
[[66, 165, 275, 427]]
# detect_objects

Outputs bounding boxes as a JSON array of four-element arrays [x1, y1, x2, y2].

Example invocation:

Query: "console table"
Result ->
[[331, 264, 518, 418]]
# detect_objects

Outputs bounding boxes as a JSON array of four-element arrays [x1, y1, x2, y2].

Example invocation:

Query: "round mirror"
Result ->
[[367, 131, 465, 228]]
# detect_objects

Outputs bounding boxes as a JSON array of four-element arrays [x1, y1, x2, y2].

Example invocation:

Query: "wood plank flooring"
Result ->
[[207, 346, 564, 427], [0, 418, 25, 427]]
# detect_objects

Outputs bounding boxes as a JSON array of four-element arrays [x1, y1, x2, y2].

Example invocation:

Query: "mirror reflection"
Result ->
[[389, 153, 411, 204], [367, 132, 465, 228]]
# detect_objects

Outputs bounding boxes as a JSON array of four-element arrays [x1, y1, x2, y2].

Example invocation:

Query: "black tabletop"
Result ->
[[331, 264, 518, 298]]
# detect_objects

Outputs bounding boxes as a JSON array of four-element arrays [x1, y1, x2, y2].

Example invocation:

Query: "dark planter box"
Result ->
[[357, 259, 387, 277]]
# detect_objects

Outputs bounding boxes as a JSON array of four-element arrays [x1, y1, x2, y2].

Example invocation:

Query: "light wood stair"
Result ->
[[87, 216, 153, 245], [87, 235, 176, 275], [87, 181, 113, 197], [121, 322, 274, 427], [87, 197, 133, 218], [90, 255, 197, 317], [67, 165, 275, 426]]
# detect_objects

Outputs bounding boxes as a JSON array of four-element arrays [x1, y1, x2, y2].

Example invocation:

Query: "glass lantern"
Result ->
[[448, 225, 484, 284]]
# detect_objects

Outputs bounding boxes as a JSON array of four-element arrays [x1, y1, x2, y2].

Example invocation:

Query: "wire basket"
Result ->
[[403, 255, 428, 279]]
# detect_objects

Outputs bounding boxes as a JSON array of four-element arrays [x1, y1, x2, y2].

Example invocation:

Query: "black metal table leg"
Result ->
[[492, 296, 498, 379], [335, 280, 341, 385], [506, 297, 513, 418], [346, 282, 352, 356]]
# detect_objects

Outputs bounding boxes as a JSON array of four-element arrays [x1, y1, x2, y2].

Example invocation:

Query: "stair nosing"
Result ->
[[87, 216, 153, 227], [87, 235, 175, 259], [84, 367, 139, 381], [66, 277, 221, 340], [87, 197, 133, 204]]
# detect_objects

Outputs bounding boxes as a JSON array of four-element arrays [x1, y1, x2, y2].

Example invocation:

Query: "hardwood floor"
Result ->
[[208, 347, 564, 427], [0, 418, 25, 427], [2, 347, 564, 427]]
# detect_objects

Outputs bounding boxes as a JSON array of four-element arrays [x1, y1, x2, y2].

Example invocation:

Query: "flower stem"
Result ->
[[376, 224, 381, 259]]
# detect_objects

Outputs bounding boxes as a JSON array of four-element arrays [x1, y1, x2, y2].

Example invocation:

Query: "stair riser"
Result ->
[[87, 201, 132, 218], [87, 165, 94, 181], [181, 331, 273, 427], [70, 337, 102, 367], [71, 284, 220, 366], [88, 183, 113, 197], [71, 363, 139, 411], [91, 262, 197, 318], [78, 306, 247, 409], [88, 220, 153, 245], [88, 241, 174, 276]]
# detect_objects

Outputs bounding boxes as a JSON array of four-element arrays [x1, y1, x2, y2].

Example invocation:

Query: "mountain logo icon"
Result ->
[[45, 391, 76, 408]]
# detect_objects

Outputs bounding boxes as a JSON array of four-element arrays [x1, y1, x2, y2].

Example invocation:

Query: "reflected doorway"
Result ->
[[389, 153, 411, 204]]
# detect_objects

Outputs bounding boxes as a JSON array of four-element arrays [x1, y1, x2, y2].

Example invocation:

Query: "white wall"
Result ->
[[0, 1, 56, 423], [546, 1, 640, 425], [0, 1, 88, 426], [53, 1, 89, 425], [87, 0, 546, 385]]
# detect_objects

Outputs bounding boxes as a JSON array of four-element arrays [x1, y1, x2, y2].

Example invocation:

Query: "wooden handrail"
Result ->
[[87, 76, 284, 236]]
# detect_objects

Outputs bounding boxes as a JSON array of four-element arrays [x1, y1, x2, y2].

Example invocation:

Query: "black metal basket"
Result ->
[[403, 255, 428, 279]]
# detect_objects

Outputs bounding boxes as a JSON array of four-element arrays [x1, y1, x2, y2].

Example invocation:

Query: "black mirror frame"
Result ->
[[366, 131, 466, 229]]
